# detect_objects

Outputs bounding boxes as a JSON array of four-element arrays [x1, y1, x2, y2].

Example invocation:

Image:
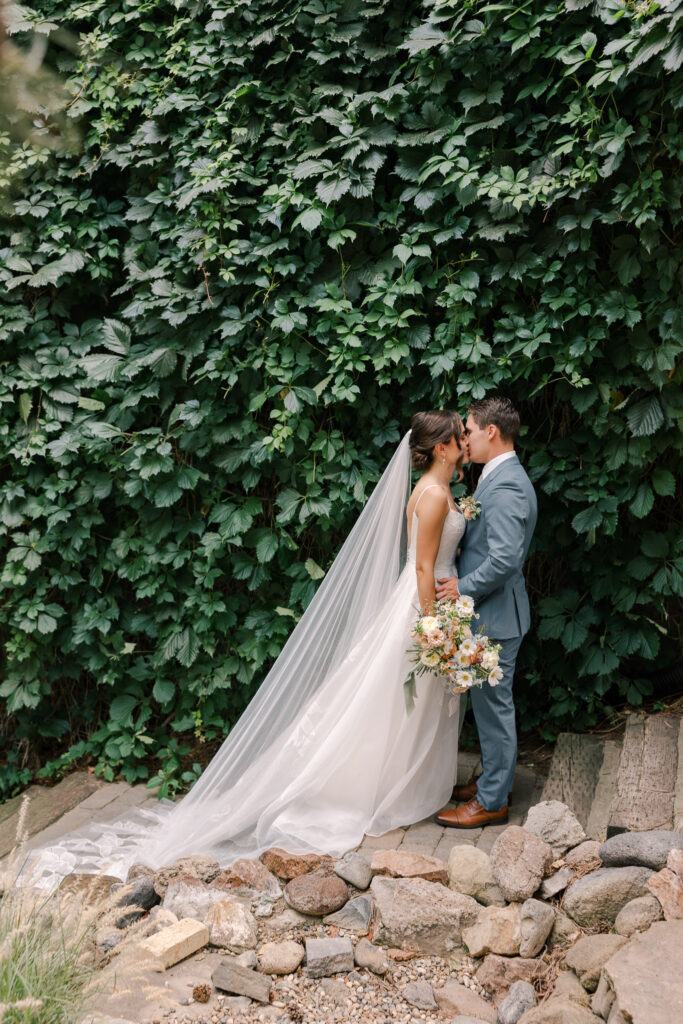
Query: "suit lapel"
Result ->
[[474, 454, 520, 502]]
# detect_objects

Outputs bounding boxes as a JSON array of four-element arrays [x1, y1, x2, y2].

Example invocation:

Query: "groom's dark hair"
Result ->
[[468, 396, 520, 443]]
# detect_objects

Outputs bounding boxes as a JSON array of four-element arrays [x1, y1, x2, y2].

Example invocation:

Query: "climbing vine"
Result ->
[[0, 0, 681, 796]]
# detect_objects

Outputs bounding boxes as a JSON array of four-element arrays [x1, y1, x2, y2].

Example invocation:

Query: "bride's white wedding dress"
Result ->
[[23, 437, 465, 887]]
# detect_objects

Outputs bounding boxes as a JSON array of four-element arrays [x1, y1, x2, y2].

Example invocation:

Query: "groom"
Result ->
[[434, 396, 537, 828]]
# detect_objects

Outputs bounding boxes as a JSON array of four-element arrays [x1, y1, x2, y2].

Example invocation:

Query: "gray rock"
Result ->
[[115, 875, 159, 910], [96, 927, 123, 953], [564, 935, 629, 993], [540, 868, 575, 900], [211, 959, 271, 1002], [305, 936, 354, 978], [490, 826, 555, 902], [402, 980, 437, 1011], [262, 906, 310, 931], [235, 950, 258, 969], [162, 875, 228, 920], [448, 845, 507, 906], [257, 940, 305, 975], [139, 907, 178, 938], [113, 876, 159, 928], [591, 971, 615, 1020], [462, 904, 522, 958], [599, 831, 683, 871], [322, 893, 372, 934], [434, 982, 497, 1022], [475, 955, 543, 1004], [519, 998, 604, 1023], [205, 898, 258, 951], [524, 802, 587, 858], [613, 895, 662, 937], [354, 937, 387, 975], [563, 867, 654, 927], [606, 1007, 627, 1024], [547, 910, 582, 950], [565, 842, 601, 866], [333, 851, 372, 890], [604, 919, 683, 1024], [519, 899, 555, 957], [153, 855, 220, 897], [371, 876, 479, 956], [210, 859, 282, 900], [252, 898, 275, 918], [554, 971, 591, 1006], [498, 981, 537, 1024], [126, 861, 155, 882]]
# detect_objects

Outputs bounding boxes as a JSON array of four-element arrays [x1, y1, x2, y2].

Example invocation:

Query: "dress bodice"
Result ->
[[406, 505, 466, 579]]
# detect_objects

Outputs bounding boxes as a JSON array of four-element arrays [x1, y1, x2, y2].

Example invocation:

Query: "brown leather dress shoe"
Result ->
[[435, 797, 508, 829], [451, 781, 513, 806]]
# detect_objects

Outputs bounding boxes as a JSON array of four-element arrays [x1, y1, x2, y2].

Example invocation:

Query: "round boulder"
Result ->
[[614, 894, 663, 937], [284, 873, 349, 916], [523, 801, 586, 858], [257, 939, 305, 975]]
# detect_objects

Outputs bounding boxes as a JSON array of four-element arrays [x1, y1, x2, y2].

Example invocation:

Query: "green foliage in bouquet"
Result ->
[[0, 0, 681, 796]]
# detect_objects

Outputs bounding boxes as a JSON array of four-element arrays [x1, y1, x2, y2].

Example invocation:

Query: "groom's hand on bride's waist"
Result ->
[[436, 577, 460, 600]]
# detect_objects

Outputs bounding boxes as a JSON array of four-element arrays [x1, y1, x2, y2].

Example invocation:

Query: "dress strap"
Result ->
[[414, 483, 444, 514]]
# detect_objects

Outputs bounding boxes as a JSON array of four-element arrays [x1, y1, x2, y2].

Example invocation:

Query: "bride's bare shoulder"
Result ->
[[406, 482, 450, 520]]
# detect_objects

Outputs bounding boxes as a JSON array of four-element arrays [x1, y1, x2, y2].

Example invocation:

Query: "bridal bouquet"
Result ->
[[405, 597, 502, 704]]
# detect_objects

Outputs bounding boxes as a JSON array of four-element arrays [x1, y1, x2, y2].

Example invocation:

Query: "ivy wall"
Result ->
[[0, 0, 681, 796]]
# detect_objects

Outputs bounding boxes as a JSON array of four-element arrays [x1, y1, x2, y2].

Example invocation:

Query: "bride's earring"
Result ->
[[442, 455, 446, 465]]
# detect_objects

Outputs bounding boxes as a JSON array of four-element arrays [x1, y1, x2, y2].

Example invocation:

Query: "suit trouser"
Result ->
[[470, 635, 523, 812]]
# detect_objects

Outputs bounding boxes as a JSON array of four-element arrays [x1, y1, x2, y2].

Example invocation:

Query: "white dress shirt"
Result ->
[[480, 449, 516, 481]]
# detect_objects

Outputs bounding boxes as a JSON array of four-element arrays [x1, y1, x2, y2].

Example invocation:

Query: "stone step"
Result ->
[[608, 712, 680, 835], [675, 719, 683, 833], [540, 731, 614, 832], [0, 772, 105, 859], [584, 738, 622, 843]]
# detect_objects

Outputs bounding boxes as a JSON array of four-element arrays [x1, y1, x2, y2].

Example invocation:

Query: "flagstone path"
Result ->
[[1, 751, 545, 875], [4, 710, 681, 875]]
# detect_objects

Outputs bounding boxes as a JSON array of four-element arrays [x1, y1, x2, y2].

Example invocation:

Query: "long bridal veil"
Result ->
[[24, 432, 414, 888]]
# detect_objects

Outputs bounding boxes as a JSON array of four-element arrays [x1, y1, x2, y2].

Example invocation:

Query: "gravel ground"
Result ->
[[153, 936, 489, 1024]]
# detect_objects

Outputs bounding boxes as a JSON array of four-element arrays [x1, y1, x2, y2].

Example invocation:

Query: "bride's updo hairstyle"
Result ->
[[409, 410, 463, 472]]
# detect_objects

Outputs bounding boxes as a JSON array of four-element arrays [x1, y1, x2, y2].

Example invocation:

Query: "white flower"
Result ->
[[452, 650, 470, 669], [459, 638, 478, 657], [482, 649, 500, 670], [420, 615, 439, 633], [455, 595, 475, 616], [461, 624, 473, 638], [455, 670, 474, 689], [421, 651, 440, 667], [488, 666, 504, 685]]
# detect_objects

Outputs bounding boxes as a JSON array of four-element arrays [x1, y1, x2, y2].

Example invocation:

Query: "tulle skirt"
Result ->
[[25, 566, 460, 888]]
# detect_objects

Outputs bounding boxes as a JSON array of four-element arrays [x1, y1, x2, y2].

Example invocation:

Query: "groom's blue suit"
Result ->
[[457, 454, 537, 812]]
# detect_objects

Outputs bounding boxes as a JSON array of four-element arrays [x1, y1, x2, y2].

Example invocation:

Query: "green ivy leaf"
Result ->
[[626, 396, 664, 436], [256, 533, 279, 563], [305, 558, 325, 580], [651, 468, 675, 496], [631, 484, 654, 518]]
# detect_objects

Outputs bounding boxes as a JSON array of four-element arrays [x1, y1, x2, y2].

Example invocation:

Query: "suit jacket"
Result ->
[[457, 454, 537, 641]]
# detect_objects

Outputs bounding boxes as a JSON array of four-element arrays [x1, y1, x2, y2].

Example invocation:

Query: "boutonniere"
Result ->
[[458, 495, 482, 521]]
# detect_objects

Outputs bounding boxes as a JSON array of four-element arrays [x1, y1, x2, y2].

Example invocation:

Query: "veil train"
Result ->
[[22, 433, 416, 888]]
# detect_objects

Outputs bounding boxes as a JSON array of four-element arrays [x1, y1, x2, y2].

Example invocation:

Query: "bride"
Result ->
[[27, 411, 469, 886]]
